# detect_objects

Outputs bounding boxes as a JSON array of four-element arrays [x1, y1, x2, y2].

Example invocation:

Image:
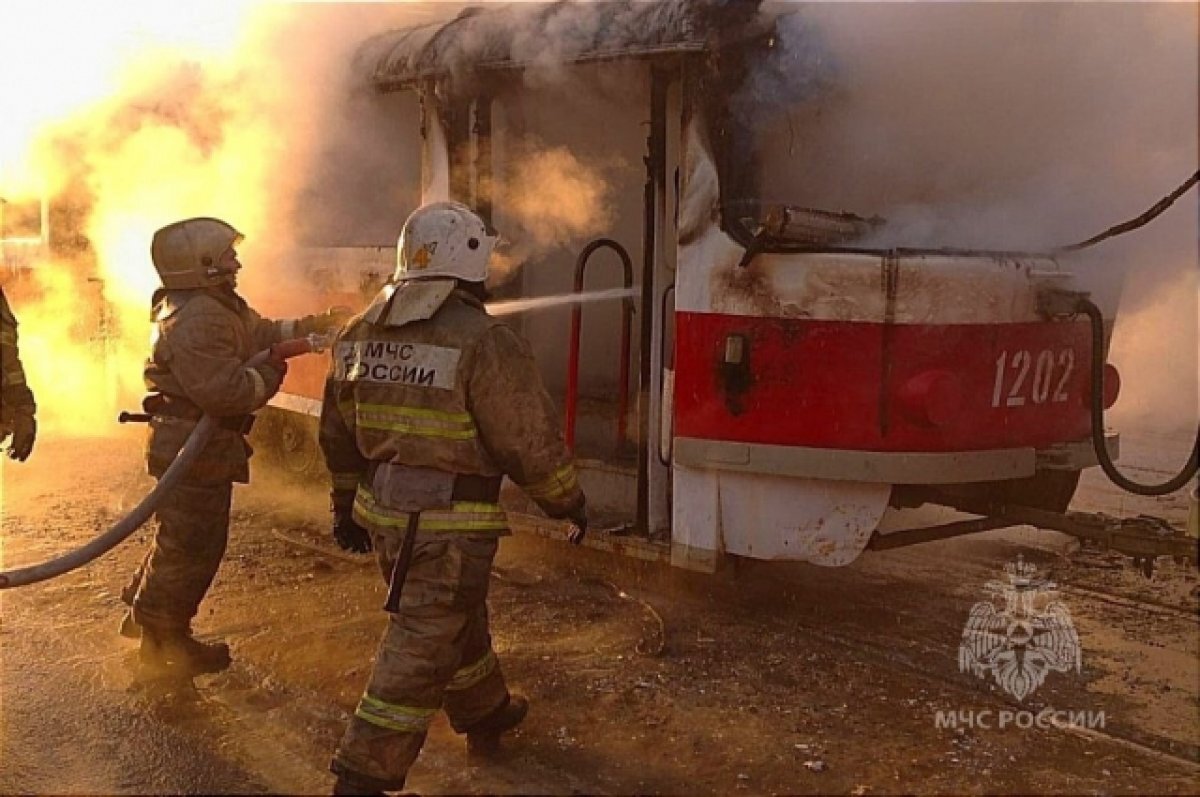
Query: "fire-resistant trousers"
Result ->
[[331, 533, 509, 789], [132, 481, 233, 634]]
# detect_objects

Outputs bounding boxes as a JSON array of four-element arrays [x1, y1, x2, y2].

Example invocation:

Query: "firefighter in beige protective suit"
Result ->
[[320, 201, 588, 796], [0, 286, 37, 462], [123, 217, 347, 676]]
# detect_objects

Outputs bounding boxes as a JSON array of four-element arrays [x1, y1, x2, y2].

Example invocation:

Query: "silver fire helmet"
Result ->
[[151, 217, 244, 289]]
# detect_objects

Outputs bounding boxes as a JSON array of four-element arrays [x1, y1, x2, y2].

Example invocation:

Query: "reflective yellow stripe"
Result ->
[[524, 463, 580, 500], [446, 650, 498, 692], [354, 693, 437, 733], [353, 488, 508, 533], [418, 515, 508, 531], [331, 472, 360, 491], [356, 419, 477, 440], [357, 404, 472, 423], [355, 403, 477, 441], [353, 504, 508, 532]]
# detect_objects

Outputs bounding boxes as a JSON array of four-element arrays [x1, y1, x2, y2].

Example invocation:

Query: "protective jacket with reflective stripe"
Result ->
[[319, 288, 583, 536], [143, 286, 315, 483]]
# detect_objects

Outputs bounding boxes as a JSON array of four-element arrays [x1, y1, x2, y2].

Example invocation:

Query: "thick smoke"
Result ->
[[248, 2, 634, 304], [488, 143, 622, 284], [754, 2, 1198, 434], [375, 0, 715, 89], [757, 4, 1196, 245], [5, 2, 1193, 437], [2, 3, 468, 431], [4, 0, 653, 432], [730, 9, 834, 128]]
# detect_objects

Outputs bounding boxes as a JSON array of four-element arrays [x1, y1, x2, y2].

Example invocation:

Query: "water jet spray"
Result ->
[[486, 286, 638, 317]]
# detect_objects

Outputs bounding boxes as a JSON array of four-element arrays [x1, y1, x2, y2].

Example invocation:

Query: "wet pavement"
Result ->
[[1, 432, 1196, 795], [0, 439, 333, 796], [0, 599, 271, 794]]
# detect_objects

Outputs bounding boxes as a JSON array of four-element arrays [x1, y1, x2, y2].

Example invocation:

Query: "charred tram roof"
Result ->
[[364, 0, 771, 91]]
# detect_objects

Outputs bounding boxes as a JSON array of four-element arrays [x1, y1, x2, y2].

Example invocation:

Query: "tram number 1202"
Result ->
[[991, 348, 1075, 408]]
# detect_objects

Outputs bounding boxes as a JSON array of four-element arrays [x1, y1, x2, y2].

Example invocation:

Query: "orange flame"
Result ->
[[0, 1, 285, 431]]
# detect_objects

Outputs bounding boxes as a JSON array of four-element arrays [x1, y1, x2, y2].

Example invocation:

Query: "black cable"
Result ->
[[1079, 298, 1198, 496], [1057, 170, 1199, 254]]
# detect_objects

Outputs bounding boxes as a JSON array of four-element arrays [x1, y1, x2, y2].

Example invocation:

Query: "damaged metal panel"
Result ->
[[367, 0, 765, 91]]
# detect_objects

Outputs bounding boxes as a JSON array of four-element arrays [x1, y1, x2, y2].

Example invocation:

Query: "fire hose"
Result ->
[[1078, 297, 1199, 497], [0, 337, 320, 590], [1052, 169, 1200, 497]]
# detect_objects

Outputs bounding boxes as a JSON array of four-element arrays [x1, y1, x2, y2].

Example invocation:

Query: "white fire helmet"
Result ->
[[151, 217, 244, 290], [394, 201, 496, 284]]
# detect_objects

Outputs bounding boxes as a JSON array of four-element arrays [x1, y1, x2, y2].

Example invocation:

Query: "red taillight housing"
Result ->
[[1102, 363, 1121, 409], [1084, 363, 1121, 410]]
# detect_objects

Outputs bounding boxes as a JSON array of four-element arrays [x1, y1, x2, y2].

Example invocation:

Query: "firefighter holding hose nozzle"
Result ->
[[119, 217, 349, 676], [320, 201, 588, 796], [0, 286, 37, 463]]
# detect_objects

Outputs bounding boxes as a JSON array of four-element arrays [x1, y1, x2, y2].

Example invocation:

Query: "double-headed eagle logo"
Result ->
[[958, 556, 1082, 701], [410, 243, 435, 269]]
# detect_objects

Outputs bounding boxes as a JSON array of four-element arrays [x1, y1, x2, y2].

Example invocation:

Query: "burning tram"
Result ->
[[260, 1, 1195, 573]]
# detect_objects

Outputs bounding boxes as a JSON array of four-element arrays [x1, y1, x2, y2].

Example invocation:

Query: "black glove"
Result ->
[[331, 490, 372, 553], [565, 503, 588, 546], [6, 412, 35, 462]]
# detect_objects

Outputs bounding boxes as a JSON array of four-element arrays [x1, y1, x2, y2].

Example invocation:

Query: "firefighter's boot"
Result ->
[[140, 629, 231, 675], [330, 775, 387, 796], [118, 581, 142, 639], [329, 763, 399, 796], [118, 611, 142, 640], [466, 694, 529, 759]]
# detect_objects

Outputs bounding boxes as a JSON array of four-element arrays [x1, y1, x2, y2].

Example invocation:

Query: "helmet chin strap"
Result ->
[[205, 248, 241, 284], [203, 266, 240, 293], [205, 267, 238, 287]]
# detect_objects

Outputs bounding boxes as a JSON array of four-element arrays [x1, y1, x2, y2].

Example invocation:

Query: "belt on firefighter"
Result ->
[[365, 462, 502, 503], [143, 393, 256, 435]]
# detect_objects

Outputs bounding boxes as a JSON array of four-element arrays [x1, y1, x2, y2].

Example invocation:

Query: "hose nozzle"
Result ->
[[269, 335, 327, 362], [306, 332, 333, 354]]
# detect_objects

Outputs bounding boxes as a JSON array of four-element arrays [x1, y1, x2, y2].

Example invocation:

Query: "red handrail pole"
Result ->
[[617, 305, 631, 447], [565, 257, 587, 453], [566, 303, 582, 452], [616, 264, 634, 449], [568, 238, 635, 455]]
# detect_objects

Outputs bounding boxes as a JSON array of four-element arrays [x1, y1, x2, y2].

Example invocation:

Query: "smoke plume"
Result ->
[[1, 2, 464, 431], [754, 2, 1198, 433], [2, 1, 1193, 439]]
